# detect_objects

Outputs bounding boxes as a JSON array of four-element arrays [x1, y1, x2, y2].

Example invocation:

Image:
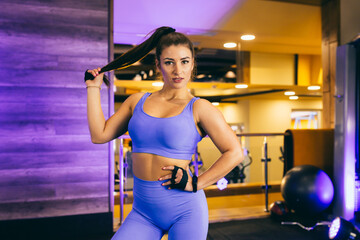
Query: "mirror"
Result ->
[[112, 0, 323, 187]]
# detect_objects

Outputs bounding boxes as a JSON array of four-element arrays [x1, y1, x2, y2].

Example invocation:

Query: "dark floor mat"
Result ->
[[207, 217, 329, 240]]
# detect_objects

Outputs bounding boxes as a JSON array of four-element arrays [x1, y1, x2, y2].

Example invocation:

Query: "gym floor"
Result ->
[[114, 192, 282, 228]]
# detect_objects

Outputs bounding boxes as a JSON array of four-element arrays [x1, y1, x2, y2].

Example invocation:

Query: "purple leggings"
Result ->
[[112, 175, 208, 240]]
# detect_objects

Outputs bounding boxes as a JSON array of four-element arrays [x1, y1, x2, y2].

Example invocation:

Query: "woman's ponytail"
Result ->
[[84, 26, 176, 86]]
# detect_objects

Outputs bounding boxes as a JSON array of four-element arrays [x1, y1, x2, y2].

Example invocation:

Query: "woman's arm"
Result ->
[[194, 99, 244, 190], [161, 99, 244, 191], [86, 68, 140, 144]]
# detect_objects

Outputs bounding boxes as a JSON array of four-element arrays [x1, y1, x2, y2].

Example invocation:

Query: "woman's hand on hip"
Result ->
[[159, 165, 193, 192]]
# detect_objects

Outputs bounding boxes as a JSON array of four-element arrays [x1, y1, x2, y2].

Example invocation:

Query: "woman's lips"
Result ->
[[173, 77, 183, 83]]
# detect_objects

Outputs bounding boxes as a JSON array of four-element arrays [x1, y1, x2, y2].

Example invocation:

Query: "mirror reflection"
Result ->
[[112, 0, 324, 227]]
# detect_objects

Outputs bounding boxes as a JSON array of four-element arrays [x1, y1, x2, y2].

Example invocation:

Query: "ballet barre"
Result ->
[[117, 132, 286, 223]]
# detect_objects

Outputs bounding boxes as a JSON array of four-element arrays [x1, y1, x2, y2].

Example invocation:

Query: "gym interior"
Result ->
[[0, 0, 359, 239]]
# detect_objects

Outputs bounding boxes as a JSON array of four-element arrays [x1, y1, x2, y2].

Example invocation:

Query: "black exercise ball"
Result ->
[[281, 165, 334, 215]]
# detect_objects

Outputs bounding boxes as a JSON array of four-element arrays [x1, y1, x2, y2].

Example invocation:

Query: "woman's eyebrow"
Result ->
[[163, 56, 190, 60]]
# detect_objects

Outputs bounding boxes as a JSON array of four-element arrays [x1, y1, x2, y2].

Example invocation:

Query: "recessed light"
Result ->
[[241, 34, 255, 41], [308, 85, 321, 90], [149, 69, 154, 77], [235, 84, 248, 89], [289, 96, 299, 100], [224, 42, 237, 48], [152, 82, 164, 87], [284, 91, 295, 96], [225, 71, 236, 78]]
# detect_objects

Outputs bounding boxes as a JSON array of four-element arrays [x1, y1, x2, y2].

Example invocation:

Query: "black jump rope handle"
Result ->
[[84, 70, 110, 86]]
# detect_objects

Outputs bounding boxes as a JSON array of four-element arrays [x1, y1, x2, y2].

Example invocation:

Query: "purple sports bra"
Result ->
[[128, 92, 203, 160]]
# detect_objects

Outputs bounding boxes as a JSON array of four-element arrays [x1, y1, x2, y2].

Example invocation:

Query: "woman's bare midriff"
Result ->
[[131, 153, 191, 181]]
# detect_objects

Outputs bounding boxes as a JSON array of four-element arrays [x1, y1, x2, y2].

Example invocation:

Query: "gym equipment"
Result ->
[[270, 200, 289, 220], [282, 221, 331, 231], [329, 217, 360, 240], [224, 148, 252, 183], [216, 178, 228, 190], [281, 165, 334, 215], [262, 137, 271, 212], [190, 149, 203, 176]]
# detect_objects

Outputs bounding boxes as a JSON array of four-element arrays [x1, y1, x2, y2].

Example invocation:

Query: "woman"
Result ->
[[85, 27, 243, 240]]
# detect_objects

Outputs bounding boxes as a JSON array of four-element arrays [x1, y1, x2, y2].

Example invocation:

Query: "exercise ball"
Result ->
[[270, 200, 290, 220], [281, 165, 334, 215]]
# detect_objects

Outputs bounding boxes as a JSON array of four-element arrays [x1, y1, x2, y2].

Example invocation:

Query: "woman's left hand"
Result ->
[[159, 166, 193, 192]]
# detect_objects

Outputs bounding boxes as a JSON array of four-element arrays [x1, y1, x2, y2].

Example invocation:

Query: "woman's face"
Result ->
[[156, 44, 194, 89]]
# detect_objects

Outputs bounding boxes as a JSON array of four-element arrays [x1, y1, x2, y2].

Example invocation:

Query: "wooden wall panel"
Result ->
[[0, 0, 111, 222], [0, 70, 85, 88], [0, 0, 108, 11], [321, 0, 339, 128], [0, 136, 106, 152], [0, 87, 108, 104], [0, 167, 108, 186], [284, 129, 334, 178], [0, 151, 108, 170], [0, 197, 109, 220]]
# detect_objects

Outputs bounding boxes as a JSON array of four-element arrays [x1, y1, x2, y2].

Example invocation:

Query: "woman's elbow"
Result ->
[[91, 137, 101, 144], [91, 135, 107, 144], [233, 147, 244, 165]]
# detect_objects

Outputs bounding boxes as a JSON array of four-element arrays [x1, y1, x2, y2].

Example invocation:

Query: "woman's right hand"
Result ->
[[85, 67, 104, 87]]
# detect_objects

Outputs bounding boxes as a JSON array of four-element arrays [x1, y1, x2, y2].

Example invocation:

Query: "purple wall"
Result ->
[[0, 0, 111, 220]]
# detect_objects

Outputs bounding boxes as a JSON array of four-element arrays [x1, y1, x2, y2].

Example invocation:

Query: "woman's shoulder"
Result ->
[[122, 92, 147, 110], [125, 92, 147, 103], [193, 97, 212, 108], [128, 92, 147, 100], [193, 97, 220, 116]]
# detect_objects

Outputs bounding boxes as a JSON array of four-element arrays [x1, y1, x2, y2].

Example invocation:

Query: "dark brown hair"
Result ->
[[88, 26, 197, 86], [93, 27, 175, 86], [155, 32, 195, 62]]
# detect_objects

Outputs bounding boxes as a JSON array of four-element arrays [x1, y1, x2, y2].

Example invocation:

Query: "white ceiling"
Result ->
[[112, 0, 323, 100], [114, 0, 322, 54]]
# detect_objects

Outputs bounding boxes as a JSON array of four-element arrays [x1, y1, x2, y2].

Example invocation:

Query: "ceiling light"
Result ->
[[140, 71, 147, 80], [212, 102, 220, 106], [289, 96, 299, 100], [225, 71, 236, 78], [308, 85, 321, 90], [133, 74, 142, 81], [284, 91, 295, 96], [152, 82, 164, 87], [149, 69, 154, 77], [224, 42, 237, 48], [235, 84, 248, 89], [241, 34, 255, 41]]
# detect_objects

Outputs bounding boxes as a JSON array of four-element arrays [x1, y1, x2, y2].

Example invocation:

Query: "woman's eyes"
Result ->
[[164, 60, 189, 65]]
